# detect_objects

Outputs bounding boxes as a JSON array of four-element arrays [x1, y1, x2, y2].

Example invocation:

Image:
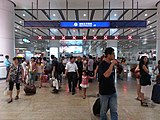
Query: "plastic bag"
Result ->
[[4, 86, 9, 96]]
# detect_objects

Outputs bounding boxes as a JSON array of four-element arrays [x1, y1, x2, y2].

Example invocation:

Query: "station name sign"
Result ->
[[24, 20, 147, 28], [60, 21, 110, 28], [31, 35, 140, 40]]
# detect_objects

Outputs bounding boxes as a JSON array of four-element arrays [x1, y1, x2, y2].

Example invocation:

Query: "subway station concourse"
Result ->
[[0, 0, 160, 120]]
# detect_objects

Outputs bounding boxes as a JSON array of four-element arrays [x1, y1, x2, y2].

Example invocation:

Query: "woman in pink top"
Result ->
[[80, 70, 94, 99]]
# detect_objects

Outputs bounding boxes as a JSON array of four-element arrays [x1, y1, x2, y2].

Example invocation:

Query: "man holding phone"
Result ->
[[98, 47, 118, 120]]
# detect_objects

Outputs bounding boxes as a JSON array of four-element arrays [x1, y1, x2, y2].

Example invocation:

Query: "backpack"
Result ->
[[57, 62, 65, 74]]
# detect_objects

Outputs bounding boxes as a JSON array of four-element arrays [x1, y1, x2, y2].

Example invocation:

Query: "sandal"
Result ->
[[8, 98, 13, 103], [136, 97, 142, 101], [140, 100, 148, 107], [15, 96, 19, 100]]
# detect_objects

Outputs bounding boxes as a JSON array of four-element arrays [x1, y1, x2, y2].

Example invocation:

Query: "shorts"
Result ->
[[9, 81, 20, 91], [37, 73, 42, 76]]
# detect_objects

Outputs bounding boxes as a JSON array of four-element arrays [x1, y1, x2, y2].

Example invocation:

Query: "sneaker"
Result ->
[[15, 96, 19, 100]]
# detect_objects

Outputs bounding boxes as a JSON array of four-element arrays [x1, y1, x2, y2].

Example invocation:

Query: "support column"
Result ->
[[107, 40, 118, 59], [156, 1, 160, 62], [0, 0, 15, 78]]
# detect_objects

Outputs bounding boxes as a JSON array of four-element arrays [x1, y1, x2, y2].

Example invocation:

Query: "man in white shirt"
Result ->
[[65, 56, 79, 95]]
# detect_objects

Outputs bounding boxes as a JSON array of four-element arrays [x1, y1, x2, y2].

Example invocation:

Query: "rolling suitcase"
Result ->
[[93, 98, 100, 116], [151, 84, 160, 104], [24, 84, 36, 95]]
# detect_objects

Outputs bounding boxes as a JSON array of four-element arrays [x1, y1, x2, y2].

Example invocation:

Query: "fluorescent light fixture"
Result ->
[[23, 38, 30, 43], [114, 14, 117, 16]]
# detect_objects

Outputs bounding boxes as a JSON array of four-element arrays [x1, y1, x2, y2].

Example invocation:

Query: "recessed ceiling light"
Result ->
[[73, 29, 76, 32], [150, 26, 152, 28], [151, 29, 153, 32], [92, 30, 95, 32], [132, 29, 134, 32], [145, 14, 148, 16], [100, 33, 102, 35], [34, 30, 36, 32], [83, 33, 85, 35], [15, 29, 18, 32], [152, 33, 155, 34], [23, 14, 25, 17], [17, 26, 19, 28], [19, 21, 22, 23], [28, 35, 30, 37], [83, 14, 86, 17], [114, 14, 117, 16], [53, 14, 56, 17]]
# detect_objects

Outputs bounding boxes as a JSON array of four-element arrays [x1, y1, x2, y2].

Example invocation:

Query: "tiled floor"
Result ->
[[0, 76, 160, 120]]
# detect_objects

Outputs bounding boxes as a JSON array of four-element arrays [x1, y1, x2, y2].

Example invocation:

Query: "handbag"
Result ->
[[140, 74, 151, 86]]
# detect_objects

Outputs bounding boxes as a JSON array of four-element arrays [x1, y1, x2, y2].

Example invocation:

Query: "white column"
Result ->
[[50, 40, 60, 59], [107, 40, 118, 59], [156, 1, 160, 63], [0, 0, 15, 78]]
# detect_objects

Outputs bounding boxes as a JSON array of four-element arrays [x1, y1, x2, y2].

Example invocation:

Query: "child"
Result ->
[[80, 70, 94, 99]]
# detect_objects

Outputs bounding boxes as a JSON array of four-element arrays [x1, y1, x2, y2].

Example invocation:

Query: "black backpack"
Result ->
[[57, 62, 65, 74]]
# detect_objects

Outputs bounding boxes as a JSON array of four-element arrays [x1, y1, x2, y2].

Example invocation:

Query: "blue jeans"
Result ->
[[30, 72, 36, 84], [100, 93, 118, 120]]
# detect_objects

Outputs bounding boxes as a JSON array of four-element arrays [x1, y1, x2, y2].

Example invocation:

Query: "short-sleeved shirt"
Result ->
[[65, 62, 78, 72], [10, 64, 23, 83], [98, 61, 116, 95]]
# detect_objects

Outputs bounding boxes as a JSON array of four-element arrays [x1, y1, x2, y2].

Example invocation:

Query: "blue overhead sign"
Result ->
[[60, 21, 110, 28], [24, 20, 147, 28]]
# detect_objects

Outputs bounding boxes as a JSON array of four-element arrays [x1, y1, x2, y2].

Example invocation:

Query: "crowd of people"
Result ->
[[3, 47, 160, 120]]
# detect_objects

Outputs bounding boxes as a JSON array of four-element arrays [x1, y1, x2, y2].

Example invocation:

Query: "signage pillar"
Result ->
[[0, 0, 15, 78], [156, 1, 160, 63]]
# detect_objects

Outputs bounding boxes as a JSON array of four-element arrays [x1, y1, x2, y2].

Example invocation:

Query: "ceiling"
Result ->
[[12, 0, 159, 53]]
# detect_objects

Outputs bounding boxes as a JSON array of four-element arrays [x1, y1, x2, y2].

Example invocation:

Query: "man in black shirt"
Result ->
[[75, 56, 83, 90], [98, 47, 118, 120]]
